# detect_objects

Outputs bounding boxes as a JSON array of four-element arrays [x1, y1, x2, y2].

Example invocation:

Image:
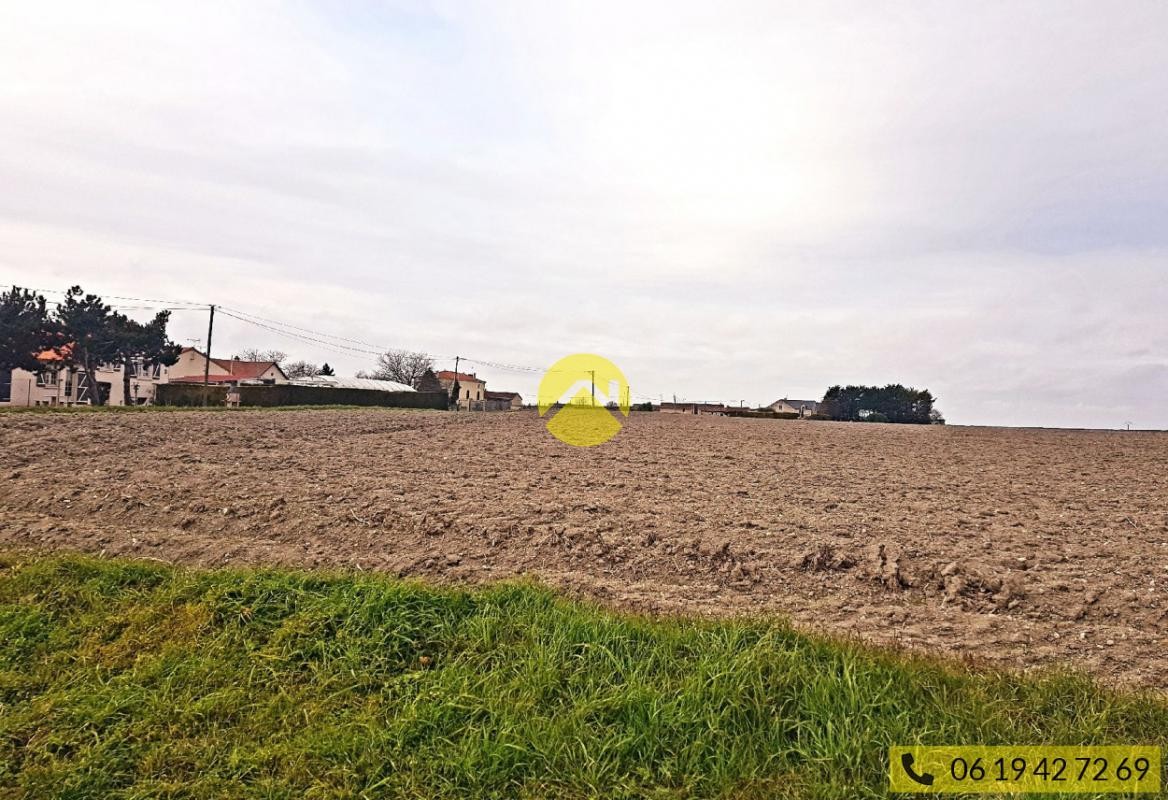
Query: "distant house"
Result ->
[[167, 347, 287, 386], [769, 398, 821, 417], [0, 346, 290, 407], [435, 370, 486, 409], [660, 402, 729, 416], [485, 390, 523, 411], [1, 347, 170, 406]]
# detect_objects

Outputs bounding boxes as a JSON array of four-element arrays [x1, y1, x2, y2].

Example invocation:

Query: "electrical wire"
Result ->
[[217, 305, 401, 353], [6, 283, 674, 400], [214, 310, 385, 358], [0, 284, 209, 308]]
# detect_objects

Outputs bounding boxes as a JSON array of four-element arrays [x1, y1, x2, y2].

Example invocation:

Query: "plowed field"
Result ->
[[2, 408, 1166, 689]]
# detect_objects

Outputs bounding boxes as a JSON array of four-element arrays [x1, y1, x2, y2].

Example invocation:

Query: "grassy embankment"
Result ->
[[1, 554, 1164, 799]]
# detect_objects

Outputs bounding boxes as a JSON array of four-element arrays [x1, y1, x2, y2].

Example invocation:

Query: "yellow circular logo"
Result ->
[[538, 353, 631, 447]]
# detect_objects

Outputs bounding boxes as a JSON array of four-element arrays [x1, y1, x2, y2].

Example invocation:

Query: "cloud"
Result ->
[[1, 1, 1166, 427]]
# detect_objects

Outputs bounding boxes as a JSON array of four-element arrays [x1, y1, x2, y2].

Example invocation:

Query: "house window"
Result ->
[[37, 368, 58, 387], [0, 369, 11, 402], [64, 370, 73, 398]]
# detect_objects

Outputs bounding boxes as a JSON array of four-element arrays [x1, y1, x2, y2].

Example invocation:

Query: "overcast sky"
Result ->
[[2, 1, 1166, 427]]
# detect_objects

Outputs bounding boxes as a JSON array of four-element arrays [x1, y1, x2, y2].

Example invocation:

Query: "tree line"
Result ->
[[819, 384, 943, 424], [1, 286, 181, 406]]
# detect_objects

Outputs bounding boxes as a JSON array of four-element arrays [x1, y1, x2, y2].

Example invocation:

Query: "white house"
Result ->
[[0, 346, 286, 407], [768, 398, 821, 417]]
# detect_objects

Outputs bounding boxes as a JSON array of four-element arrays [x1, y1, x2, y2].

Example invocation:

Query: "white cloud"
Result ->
[[1, 1, 1166, 427]]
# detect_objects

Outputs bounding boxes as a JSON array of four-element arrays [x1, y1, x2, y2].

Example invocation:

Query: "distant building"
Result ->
[[435, 370, 486, 410], [167, 347, 287, 386], [485, 390, 523, 411], [434, 370, 523, 411], [0, 346, 291, 408], [1, 347, 170, 406], [769, 398, 821, 417], [659, 402, 729, 416], [290, 375, 415, 392]]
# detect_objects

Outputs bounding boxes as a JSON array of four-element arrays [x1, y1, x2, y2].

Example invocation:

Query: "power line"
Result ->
[[8, 282, 663, 399], [108, 305, 209, 312], [0, 284, 209, 307], [215, 310, 386, 358], [458, 357, 544, 373], [218, 306, 549, 374], [217, 305, 399, 352]]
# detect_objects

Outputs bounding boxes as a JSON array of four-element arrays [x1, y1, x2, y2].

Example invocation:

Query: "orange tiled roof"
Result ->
[[180, 347, 285, 380], [36, 344, 72, 362], [435, 370, 482, 383]]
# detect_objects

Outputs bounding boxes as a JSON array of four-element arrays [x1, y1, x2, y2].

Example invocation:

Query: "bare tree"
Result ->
[[284, 360, 320, 378], [361, 349, 433, 387], [233, 348, 287, 366]]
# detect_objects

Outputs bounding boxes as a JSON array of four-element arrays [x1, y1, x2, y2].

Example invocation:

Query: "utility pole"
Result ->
[[202, 304, 215, 406], [589, 369, 595, 406], [452, 355, 460, 411]]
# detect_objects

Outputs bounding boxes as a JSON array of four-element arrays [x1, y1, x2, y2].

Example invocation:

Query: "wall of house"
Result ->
[[3, 369, 40, 405], [3, 366, 79, 406], [254, 364, 285, 383], [0, 363, 168, 407], [769, 401, 818, 417], [168, 349, 229, 380], [96, 364, 165, 406], [438, 378, 486, 409]]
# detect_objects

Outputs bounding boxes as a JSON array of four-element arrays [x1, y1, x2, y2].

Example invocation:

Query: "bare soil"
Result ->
[[2, 409, 1166, 689]]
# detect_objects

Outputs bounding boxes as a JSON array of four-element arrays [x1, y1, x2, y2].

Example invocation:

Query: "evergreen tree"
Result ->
[[55, 287, 119, 405], [0, 287, 58, 371], [112, 310, 182, 404]]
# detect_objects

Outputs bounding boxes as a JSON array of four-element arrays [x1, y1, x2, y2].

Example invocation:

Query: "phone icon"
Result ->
[[901, 753, 935, 786]]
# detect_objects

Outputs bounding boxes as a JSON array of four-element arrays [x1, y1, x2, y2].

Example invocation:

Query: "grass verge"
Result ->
[[1, 553, 1164, 799]]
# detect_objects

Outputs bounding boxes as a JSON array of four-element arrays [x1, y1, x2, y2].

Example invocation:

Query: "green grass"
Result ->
[[0, 554, 1163, 799]]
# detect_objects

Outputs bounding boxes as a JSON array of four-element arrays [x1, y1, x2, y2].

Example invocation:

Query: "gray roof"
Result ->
[[290, 376, 416, 392], [770, 398, 820, 408]]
